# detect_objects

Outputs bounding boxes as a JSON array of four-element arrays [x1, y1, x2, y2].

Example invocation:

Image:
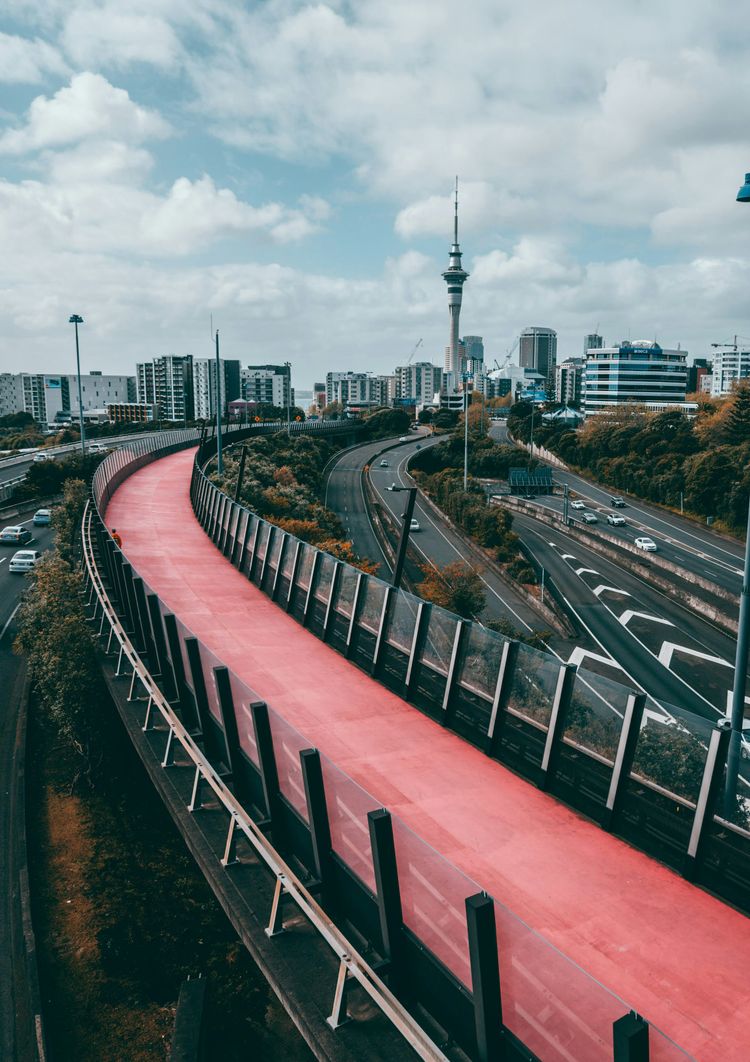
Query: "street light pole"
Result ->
[[389, 485, 418, 589], [724, 170, 750, 815], [68, 314, 85, 456], [285, 360, 292, 436], [462, 371, 471, 491], [215, 328, 223, 475]]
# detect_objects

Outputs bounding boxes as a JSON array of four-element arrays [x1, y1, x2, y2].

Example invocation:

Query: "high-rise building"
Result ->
[[21, 374, 70, 426], [583, 333, 604, 355], [462, 335, 484, 373], [325, 372, 388, 410], [519, 327, 557, 394], [441, 180, 469, 385], [395, 362, 443, 404], [555, 358, 584, 405], [193, 358, 241, 419], [136, 356, 194, 422], [0, 373, 24, 417], [686, 358, 711, 395], [708, 348, 750, 397], [66, 372, 135, 416], [583, 342, 687, 415], [242, 365, 291, 409]]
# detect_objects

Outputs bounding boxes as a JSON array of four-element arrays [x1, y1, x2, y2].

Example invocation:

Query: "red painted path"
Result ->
[[109, 450, 749, 1061]]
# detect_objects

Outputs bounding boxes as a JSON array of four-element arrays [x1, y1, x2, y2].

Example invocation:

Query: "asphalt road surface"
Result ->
[[0, 505, 55, 1061]]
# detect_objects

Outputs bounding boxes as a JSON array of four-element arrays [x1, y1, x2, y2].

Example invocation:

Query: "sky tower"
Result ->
[[442, 177, 469, 385]]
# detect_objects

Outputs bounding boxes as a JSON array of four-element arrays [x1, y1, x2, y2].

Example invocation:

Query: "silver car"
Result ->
[[9, 549, 41, 573]]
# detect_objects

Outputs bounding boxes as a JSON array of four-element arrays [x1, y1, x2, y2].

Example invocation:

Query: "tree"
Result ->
[[727, 383, 750, 444], [322, 401, 344, 419], [416, 561, 486, 620]]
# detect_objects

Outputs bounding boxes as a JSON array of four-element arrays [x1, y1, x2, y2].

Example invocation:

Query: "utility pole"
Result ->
[[215, 329, 223, 475], [725, 494, 750, 815], [563, 482, 569, 525], [463, 371, 471, 491], [285, 360, 292, 436], [69, 314, 86, 456]]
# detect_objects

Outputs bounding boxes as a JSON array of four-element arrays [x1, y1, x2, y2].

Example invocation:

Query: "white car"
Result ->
[[9, 549, 41, 573], [581, 512, 598, 524], [570, 500, 585, 510], [607, 514, 626, 526], [635, 536, 658, 552], [399, 436, 409, 442], [380, 459, 389, 467], [33, 451, 53, 462], [409, 518, 421, 531]]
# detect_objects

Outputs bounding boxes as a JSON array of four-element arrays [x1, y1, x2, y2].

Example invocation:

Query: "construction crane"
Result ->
[[492, 336, 520, 373], [406, 338, 423, 365], [711, 335, 750, 349]]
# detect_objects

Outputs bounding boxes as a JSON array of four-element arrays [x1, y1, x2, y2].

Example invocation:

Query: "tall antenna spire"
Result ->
[[454, 175, 459, 245]]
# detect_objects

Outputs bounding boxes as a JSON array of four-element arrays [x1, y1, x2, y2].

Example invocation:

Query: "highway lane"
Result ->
[[0, 505, 55, 1061], [353, 435, 568, 638], [490, 421, 746, 592]]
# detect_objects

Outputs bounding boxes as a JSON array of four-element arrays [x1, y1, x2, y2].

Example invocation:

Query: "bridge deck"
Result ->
[[108, 449, 749, 1061]]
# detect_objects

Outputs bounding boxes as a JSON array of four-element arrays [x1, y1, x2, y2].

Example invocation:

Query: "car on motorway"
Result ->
[[88, 442, 108, 453], [635, 536, 658, 552], [8, 549, 41, 573], [33, 508, 52, 526], [33, 451, 53, 462], [581, 512, 598, 523], [1, 525, 32, 545], [607, 514, 626, 526], [409, 518, 421, 531], [570, 500, 585, 510], [610, 496, 626, 507], [399, 436, 409, 442], [380, 459, 389, 467]]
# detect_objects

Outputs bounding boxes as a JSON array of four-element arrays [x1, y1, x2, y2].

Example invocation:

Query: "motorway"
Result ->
[[491, 421, 744, 596], [325, 433, 570, 642], [0, 505, 55, 1061]]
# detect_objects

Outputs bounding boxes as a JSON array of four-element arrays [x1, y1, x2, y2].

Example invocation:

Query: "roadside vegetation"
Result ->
[[508, 386, 750, 534], [208, 431, 379, 571]]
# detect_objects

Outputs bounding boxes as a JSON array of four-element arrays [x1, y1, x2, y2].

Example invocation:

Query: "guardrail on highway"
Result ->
[[191, 435, 750, 922], [82, 426, 697, 1060]]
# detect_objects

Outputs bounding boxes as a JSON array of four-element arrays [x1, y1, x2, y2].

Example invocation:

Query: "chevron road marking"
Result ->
[[567, 646, 625, 672], [575, 567, 599, 576], [619, 610, 674, 627], [593, 585, 631, 598], [657, 642, 730, 670]]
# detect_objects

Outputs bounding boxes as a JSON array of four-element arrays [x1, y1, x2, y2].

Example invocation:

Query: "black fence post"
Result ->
[[121, 562, 144, 650], [539, 662, 577, 791], [322, 562, 342, 641], [302, 549, 322, 625], [442, 620, 468, 728], [146, 594, 176, 701], [163, 614, 198, 729], [486, 639, 519, 758], [405, 600, 432, 701], [602, 692, 645, 832], [105, 539, 123, 607], [367, 809, 404, 986], [370, 585, 394, 676], [613, 1011, 650, 1062], [234, 445, 247, 502], [260, 524, 277, 590], [251, 701, 281, 830], [110, 547, 132, 628], [132, 577, 157, 671], [344, 571, 366, 660], [271, 533, 289, 602], [684, 719, 732, 882], [214, 666, 252, 807], [185, 638, 216, 758], [466, 892, 504, 1062], [300, 749, 333, 896], [285, 540, 303, 613]]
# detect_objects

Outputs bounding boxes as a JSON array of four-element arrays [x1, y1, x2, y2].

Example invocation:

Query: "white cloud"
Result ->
[[0, 31, 69, 83], [0, 72, 171, 154], [61, 9, 182, 70]]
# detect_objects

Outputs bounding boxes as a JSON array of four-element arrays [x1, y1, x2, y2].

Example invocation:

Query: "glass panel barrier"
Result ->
[[386, 589, 420, 652], [267, 707, 309, 821], [228, 672, 260, 766], [254, 520, 271, 565], [172, 614, 195, 692], [319, 755, 380, 892], [235, 508, 249, 556], [295, 543, 315, 591], [566, 668, 631, 763], [457, 623, 503, 699], [314, 552, 336, 603], [282, 533, 299, 579], [358, 577, 386, 635], [507, 643, 561, 728], [632, 702, 715, 806], [420, 605, 458, 676], [392, 818, 473, 987], [198, 640, 226, 722], [266, 524, 284, 576], [333, 564, 360, 619]]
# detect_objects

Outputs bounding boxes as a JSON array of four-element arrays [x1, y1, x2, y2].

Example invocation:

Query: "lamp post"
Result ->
[[68, 314, 85, 456], [285, 360, 292, 436], [387, 484, 418, 589], [724, 170, 750, 815], [215, 329, 223, 475], [462, 371, 472, 491]]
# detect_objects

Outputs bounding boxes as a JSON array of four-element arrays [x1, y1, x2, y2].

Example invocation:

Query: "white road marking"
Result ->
[[0, 601, 21, 643], [619, 610, 674, 628], [567, 646, 624, 672], [592, 585, 631, 598], [657, 642, 730, 670], [575, 567, 598, 576]]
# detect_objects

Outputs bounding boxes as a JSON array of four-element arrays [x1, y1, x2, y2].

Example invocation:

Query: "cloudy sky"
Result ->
[[1, 1, 750, 387]]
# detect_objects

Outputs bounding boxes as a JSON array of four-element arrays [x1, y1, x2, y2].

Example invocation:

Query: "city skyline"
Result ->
[[1, 3, 750, 387]]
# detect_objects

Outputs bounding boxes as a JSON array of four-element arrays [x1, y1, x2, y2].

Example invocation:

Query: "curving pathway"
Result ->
[[107, 448, 750, 1062]]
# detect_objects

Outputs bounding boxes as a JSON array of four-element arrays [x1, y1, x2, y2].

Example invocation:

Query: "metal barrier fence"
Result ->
[[82, 426, 699, 1060], [192, 437, 750, 916]]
